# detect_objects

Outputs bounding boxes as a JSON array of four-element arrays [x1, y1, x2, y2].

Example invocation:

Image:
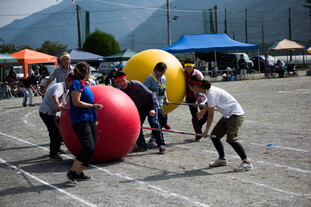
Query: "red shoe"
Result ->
[[164, 124, 171, 130]]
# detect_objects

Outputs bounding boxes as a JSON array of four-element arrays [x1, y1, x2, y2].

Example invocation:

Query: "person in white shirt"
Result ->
[[39, 73, 75, 160], [188, 75, 253, 172]]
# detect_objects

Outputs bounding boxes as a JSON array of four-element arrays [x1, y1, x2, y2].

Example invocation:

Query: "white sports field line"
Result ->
[[0, 157, 97, 207], [0, 131, 210, 207], [0, 107, 309, 207]]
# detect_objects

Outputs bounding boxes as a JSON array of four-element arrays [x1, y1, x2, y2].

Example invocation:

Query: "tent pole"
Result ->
[[213, 51, 218, 79], [236, 50, 238, 69], [0, 66, 3, 82], [214, 51, 217, 68]]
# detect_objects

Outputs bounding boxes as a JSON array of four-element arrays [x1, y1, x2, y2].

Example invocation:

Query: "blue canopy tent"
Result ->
[[162, 33, 259, 71], [162, 33, 258, 53], [58, 49, 105, 64]]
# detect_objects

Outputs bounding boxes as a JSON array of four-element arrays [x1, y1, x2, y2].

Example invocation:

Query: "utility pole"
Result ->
[[76, 5, 82, 50], [288, 8, 292, 40], [245, 9, 248, 43], [224, 8, 227, 34], [209, 9, 215, 33], [261, 19, 264, 53], [167, 0, 171, 46], [202, 10, 208, 33], [85, 11, 90, 39], [214, 5, 218, 33], [289, 8, 292, 61], [130, 34, 135, 50]]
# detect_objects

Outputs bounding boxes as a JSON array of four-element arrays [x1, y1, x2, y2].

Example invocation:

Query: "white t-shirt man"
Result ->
[[39, 82, 68, 116], [206, 85, 244, 118]]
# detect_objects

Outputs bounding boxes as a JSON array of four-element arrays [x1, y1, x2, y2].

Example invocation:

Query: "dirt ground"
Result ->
[[0, 75, 310, 207]]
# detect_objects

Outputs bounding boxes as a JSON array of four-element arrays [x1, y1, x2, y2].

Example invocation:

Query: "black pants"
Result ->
[[39, 112, 62, 156], [186, 99, 208, 140], [158, 108, 168, 128], [73, 121, 96, 167]]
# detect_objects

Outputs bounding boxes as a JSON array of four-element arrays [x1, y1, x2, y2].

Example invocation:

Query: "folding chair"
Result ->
[[246, 67, 256, 79], [234, 68, 241, 80], [0, 83, 13, 99]]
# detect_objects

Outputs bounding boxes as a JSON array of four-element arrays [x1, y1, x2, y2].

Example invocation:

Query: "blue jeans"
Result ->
[[137, 106, 165, 149], [148, 106, 165, 147]]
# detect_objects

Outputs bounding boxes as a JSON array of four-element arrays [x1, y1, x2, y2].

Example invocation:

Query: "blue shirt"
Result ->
[[144, 73, 166, 109], [69, 80, 97, 126]]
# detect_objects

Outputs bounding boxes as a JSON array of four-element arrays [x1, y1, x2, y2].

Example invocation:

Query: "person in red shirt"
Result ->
[[184, 58, 208, 142]]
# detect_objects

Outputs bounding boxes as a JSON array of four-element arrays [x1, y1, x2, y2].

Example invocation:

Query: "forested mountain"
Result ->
[[0, 0, 309, 52]]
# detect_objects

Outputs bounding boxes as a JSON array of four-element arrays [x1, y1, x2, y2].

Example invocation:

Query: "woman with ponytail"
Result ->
[[66, 62, 103, 184], [188, 75, 253, 172]]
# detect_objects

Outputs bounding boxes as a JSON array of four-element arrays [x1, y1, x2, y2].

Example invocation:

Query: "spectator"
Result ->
[[287, 61, 298, 76], [19, 75, 40, 107], [264, 54, 271, 77], [238, 54, 248, 80], [104, 69, 118, 88], [275, 60, 285, 78], [5, 68, 18, 91]]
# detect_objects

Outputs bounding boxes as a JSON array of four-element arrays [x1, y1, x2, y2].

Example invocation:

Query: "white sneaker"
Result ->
[[234, 161, 253, 172], [209, 158, 228, 167]]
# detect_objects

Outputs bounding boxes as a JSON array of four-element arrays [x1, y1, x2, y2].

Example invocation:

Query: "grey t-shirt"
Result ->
[[49, 65, 74, 83], [39, 82, 68, 116]]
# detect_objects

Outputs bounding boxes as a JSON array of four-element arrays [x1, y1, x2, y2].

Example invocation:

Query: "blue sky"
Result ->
[[0, 0, 62, 28]]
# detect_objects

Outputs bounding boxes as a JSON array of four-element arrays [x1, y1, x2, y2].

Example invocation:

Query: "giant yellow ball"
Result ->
[[123, 49, 185, 114]]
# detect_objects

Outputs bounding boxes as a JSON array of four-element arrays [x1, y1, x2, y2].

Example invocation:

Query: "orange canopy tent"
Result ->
[[10, 49, 58, 78]]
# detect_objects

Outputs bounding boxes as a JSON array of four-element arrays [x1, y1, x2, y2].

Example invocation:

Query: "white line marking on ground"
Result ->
[[2, 110, 310, 203], [0, 157, 97, 207], [23, 109, 38, 127], [249, 142, 309, 153], [0, 132, 48, 151], [191, 166, 311, 198], [91, 165, 210, 207], [1, 132, 309, 203], [176, 145, 311, 174], [277, 89, 310, 94], [0, 109, 18, 115], [0, 132, 210, 207]]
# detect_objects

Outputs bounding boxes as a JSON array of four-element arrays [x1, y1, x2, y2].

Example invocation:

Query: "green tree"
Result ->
[[19, 45, 33, 50], [37, 40, 67, 56], [83, 29, 120, 56], [0, 38, 18, 53]]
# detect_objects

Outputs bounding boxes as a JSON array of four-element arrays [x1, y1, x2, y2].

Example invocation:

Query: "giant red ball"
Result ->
[[60, 85, 140, 162]]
